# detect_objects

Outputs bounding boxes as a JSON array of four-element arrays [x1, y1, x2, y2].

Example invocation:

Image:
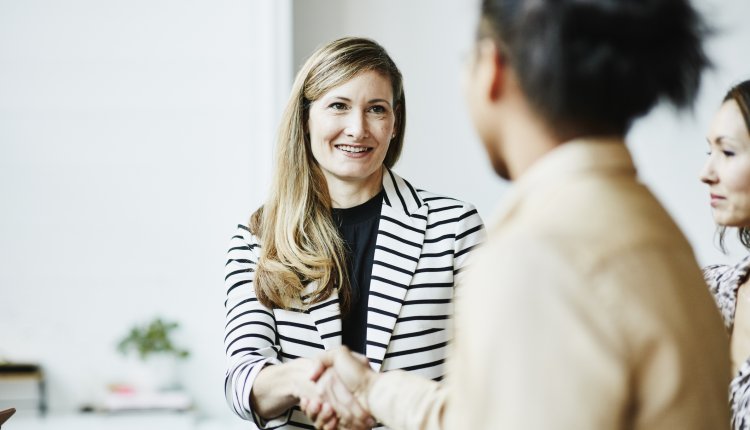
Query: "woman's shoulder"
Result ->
[[703, 254, 750, 290], [703, 254, 750, 330], [229, 222, 261, 250], [703, 263, 733, 288], [386, 171, 476, 213], [415, 188, 479, 215]]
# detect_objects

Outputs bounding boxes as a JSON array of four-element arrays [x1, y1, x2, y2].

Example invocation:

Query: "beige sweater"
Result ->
[[367, 139, 730, 430]]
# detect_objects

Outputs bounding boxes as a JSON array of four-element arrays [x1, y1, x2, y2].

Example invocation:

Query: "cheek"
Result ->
[[723, 161, 750, 195], [372, 120, 395, 150], [379, 119, 396, 138], [308, 113, 340, 143], [384, 126, 395, 144]]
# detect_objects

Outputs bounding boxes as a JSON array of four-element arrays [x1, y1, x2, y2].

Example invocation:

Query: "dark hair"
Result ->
[[479, 0, 710, 137], [716, 80, 750, 253], [723, 80, 750, 131]]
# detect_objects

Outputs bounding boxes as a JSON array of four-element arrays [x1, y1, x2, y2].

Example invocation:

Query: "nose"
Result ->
[[344, 112, 368, 141], [699, 156, 718, 185]]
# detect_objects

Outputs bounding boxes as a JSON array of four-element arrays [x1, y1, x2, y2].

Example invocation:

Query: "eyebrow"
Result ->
[[710, 135, 750, 149], [708, 135, 727, 145], [327, 96, 393, 107]]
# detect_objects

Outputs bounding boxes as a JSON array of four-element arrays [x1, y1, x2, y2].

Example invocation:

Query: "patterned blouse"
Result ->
[[704, 254, 750, 430]]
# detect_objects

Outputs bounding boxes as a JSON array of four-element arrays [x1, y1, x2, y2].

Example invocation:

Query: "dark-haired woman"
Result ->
[[303, 0, 730, 429], [702, 79, 750, 430]]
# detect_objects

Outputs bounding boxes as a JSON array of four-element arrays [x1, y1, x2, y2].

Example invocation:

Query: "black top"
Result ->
[[331, 190, 383, 355]]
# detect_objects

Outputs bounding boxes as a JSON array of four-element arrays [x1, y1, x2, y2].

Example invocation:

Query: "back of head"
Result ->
[[480, 0, 710, 137]]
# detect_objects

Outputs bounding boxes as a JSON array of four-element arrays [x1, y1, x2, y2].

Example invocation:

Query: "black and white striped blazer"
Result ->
[[224, 170, 485, 429]]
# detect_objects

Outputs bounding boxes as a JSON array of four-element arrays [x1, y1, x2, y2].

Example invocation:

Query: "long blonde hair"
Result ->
[[250, 37, 406, 313]]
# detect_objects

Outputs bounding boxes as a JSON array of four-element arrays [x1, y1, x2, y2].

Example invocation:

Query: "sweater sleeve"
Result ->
[[368, 369, 450, 430]]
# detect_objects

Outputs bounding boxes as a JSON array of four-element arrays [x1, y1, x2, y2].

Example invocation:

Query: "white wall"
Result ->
[[293, 0, 750, 266], [0, 0, 290, 420], [294, 0, 506, 222]]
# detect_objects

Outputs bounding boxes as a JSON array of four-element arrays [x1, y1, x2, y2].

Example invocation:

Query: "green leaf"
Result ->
[[116, 317, 190, 361]]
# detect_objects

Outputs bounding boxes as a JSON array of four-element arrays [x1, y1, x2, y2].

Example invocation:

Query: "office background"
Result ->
[[1, 0, 749, 425]]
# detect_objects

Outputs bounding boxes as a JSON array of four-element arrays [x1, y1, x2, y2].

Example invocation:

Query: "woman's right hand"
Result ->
[[290, 359, 343, 429], [300, 350, 375, 430], [300, 396, 339, 430], [251, 357, 333, 421]]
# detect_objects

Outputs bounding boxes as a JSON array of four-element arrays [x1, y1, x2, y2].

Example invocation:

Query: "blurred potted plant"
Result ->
[[117, 318, 189, 392]]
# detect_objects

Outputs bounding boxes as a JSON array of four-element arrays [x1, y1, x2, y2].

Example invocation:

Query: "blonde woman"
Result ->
[[223, 37, 485, 430], [701, 79, 750, 430]]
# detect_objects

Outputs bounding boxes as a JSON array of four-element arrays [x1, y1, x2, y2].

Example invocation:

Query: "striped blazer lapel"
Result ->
[[306, 285, 343, 351], [366, 169, 428, 371]]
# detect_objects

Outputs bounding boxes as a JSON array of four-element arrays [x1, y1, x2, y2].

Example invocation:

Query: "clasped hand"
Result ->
[[300, 346, 377, 430]]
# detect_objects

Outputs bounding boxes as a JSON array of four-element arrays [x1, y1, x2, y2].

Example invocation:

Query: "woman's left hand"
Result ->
[[300, 395, 339, 430]]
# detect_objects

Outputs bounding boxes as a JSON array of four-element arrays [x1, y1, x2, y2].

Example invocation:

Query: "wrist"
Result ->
[[287, 358, 315, 400], [355, 369, 377, 411], [252, 361, 296, 419]]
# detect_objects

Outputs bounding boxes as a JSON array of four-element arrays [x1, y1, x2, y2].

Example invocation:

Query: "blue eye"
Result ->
[[368, 105, 387, 114]]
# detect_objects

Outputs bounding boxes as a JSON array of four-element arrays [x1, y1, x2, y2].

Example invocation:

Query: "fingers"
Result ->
[[301, 397, 338, 430], [316, 402, 338, 430], [308, 358, 327, 382], [317, 368, 374, 430], [351, 351, 370, 366], [308, 348, 375, 429], [330, 348, 373, 394], [300, 397, 319, 417], [317, 345, 346, 367]]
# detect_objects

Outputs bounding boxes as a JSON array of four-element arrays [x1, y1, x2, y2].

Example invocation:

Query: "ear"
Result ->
[[475, 39, 505, 102]]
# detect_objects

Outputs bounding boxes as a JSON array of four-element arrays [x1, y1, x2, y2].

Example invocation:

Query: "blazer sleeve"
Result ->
[[451, 203, 486, 287], [223, 224, 291, 429]]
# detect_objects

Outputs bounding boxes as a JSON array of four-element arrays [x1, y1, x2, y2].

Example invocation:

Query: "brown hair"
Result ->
[[717, 80, 750, 252]]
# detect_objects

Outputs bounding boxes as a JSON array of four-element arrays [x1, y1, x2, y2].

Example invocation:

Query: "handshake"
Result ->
[[297, 346, 379, 430]]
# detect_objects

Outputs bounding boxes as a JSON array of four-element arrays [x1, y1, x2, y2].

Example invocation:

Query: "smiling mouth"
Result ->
[[335, 144, 372, 153]]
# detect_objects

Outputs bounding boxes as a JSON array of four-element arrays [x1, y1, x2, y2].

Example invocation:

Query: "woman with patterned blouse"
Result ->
[[702, 79, 750, 430]]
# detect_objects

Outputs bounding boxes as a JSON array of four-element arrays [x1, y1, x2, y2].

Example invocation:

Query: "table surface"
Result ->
[[7, 412, 250, 430]]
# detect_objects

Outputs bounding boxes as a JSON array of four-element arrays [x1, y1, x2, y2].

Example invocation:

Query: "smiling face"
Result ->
[[700, 99, 750, 227], [307, 70, 396, 190]]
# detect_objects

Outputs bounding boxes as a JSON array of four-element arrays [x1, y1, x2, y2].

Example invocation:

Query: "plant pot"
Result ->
[[126, 353, 180, 393]]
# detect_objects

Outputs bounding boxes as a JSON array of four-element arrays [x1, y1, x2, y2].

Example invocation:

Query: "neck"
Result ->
[[326, 167, 384, 209], [497, 101, 561, 180]]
